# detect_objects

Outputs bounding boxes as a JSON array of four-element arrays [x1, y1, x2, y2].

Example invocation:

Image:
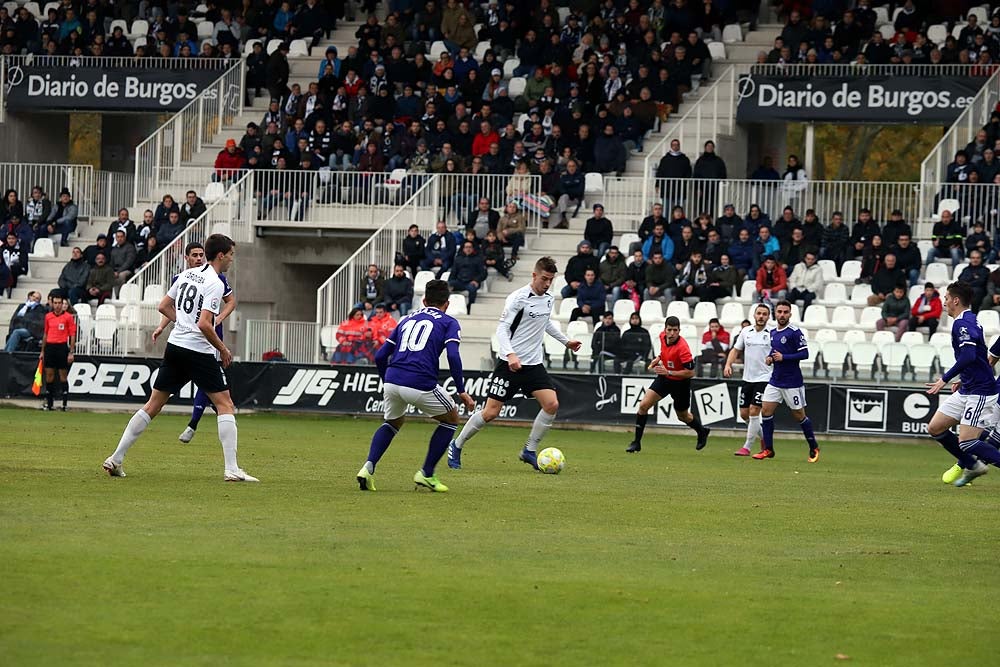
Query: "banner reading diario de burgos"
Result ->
[[736, 74, 987, 124], [5, 65, 229, 112]]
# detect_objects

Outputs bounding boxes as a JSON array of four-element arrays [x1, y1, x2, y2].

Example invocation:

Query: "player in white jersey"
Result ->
[[447, 257, 582, 470], [724, 303, 774, 456], [102, 234, 258, 482]]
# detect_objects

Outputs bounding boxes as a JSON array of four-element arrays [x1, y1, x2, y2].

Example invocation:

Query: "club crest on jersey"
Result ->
[[780, 335, 787, 344], [210, 297, 220, 311]]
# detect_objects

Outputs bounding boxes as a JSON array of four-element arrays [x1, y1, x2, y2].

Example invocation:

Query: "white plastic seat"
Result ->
[[665, 300, 689, 322], [413, 270, 435, 294], [573, 333, 593, 365], [288, 39, 309, 57], [908, 344, 937, 379], [448, 293, 467, 313], [871, 330, 897, 351], [803, 305, 828, 328], [114, 283, 140, 304], [878, 24, 895, 40], [554, 298, 576, 323], [551, 274, 567, 295], [722, 23, 742, 43], [859, 307, 881, 329], [377, 168, 408, 197], [736, 280, 756, 304], [613, 299, 636, 325], [639, 300, 664, 323], [843, 329, 867, 345], [584, 172, 604, 196], [719, 302, 744, 328], [130, 19, 149, 39], [691, 301, 718, 324], [507, 77, 527, 97], [939, 344, 956, 369], [196, 20, 213, 39], [109, 19, 128, 34], [544, 335, 568, 368], [430, 40, 448, 58], [830, 305, 857, 329], [925, 263, 951, 286], [931, 198, 960, 222], [815, 329, 838, 344], [850, 342, 880, 377], [881, 342, 909, 378], [566, 320, 589, 338], [930, 332, 952, 352], [850, 283, 871, 305], [266, 38, 282, 54], [708, 41, 726, 60], [908, 284, 923, 304], [30, 237, 55, 258], [203, 181, 226, 202], [503, 57, 520, 77], [981, 309, 1000, 337], [648, 321, 664, 342], [74, 303, 92, 319], [899, 331, 925, 348], [927, 23, 947, 43], [818, 259, 837, 283], [818, 282, 845, 306], [93, 319, 118, 351], [968, 7, 988, 24], [95, 304, 117, 320], [821, 340, 849, 378], [789, 304, 801, 323], [839, 260, 862, 283], [618, 233, 640, 251], [679, 323, 697, 340], [474, 40, 490, 60]]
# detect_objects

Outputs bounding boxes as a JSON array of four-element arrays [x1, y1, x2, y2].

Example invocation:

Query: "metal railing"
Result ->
[[750, 63, 997, 77], [244, 319, 319, 364], [133, 59, 245, 204], [433, 172, 546, 235], [93, 170, 136, 218], [641, 65, 738, 206], [0, 162, 94, 217], [921, 67, 1000, 186], [4, 55, 235, 70], [315, 176, 440, 362]]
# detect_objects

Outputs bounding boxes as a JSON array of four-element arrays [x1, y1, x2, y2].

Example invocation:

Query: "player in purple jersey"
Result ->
[[926, 282, 1000, 487], [753, 300, 820, 462], [357, 280, 475, 493]]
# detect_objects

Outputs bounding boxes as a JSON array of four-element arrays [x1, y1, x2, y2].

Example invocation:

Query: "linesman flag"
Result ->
[[31, 358, 43, 396]]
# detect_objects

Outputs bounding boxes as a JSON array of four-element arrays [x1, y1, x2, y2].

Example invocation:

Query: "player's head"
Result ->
[[423, 279, 450, 309], [664, 315, 680, 343], [185, 241, 205, 267], [945, 281, 973, 316], [774, 300, 792, 326], [204, 234, 236, 271], [51, 295, 65, 314], [753, 302, 771, 327], [531, 256, 557, 294]]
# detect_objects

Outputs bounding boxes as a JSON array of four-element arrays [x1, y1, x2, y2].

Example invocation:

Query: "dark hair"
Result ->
[[754, 303, 771, 315], [424, 279, 450, 307], [924, 281, 935, 289], [947, 281, 973, 307], [535, 256, 558, 273], [774, 299, 792, 310], [184, 241, 204, 256], [709, 317, 720, 325], [204, 234, 235, 262], [348, 307, 363, 319], [665, 315, 681, 327]]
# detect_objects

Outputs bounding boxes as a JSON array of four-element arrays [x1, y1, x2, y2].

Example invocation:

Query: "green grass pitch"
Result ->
[[1, 407, 999, 666]]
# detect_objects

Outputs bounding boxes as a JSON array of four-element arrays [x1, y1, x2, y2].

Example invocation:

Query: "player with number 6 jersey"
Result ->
[[447, 257, 582, 471], [357, 279, 475, 493], [102, 234, 258, 482]]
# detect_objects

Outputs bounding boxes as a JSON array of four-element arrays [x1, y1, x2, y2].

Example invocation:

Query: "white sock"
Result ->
[[525, 410, 556, 452], [111, 409, 151, 463], [218, 414, 239, 471], [744, 415, 761, 449], [454, 412, 486, 448]]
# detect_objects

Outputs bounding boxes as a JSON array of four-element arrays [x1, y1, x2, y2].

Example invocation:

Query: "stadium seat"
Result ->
[[584, 172, 604, 197], [503, 58, 520, 77], [908, 344, 937, 380], [939, 344, 956, 369], [413, 270, 435, 294], [930, 332, 951, 352], [859, 307, 881, 329], [952, 262, 968, 281], [244, 38, 263, 53], [203, 181, 226, 202], [430, 40, 447, 58], [817, 282, 846, 306], [679, 323, 697, 340], [143, 284, 164, 303], [907, 284, 923, 304], [830, 305, 857, 329], [554, 298, 576, 323], [821, 340, 849, 378], [266, 39, 283, 54], [691, 301, 717, 324], [735, 280, 756, 304], [640, 300, 665, 323], [850, 342, 879, 378], [613, 299, 636, 325], [818, 259, 838, 283], [871, 330, 896, 351], [289, 39, 309, 57], [508, 77, 527, 97], [618, 233, 640, 251], [109, 18, 128, 34], [803, 305, 828, 328], [557, 6, 571, 23], [95, 304, 117, 320], [551, 274, 567, 295], [376, 167, 408, 200], [113, 283, 140, 304], [708, 41, 726, 60], [474, 40, 490, 60], [874, 6, 889, 24], [878, 24, 895, 39], [788, 303, 801, 322], [838, 260, 862, 284], [849, 283, 870, 305], [665, 300, 689, 322], [881, 342, 908, 380], [30, 237, 54, 259], [566, 320, 589, 339], [197, 21, 213, 40], [130, 19, 149, 39], [815, 328, 838, 344], [648, 321, 664, 342], [843, 329, 866, 345], [980, 309, 1000, 336], [544, 334, 568, 368], [572, 333, 593, 367], [899, 331, 925, 348], [931, 198, 960, 222], [927, 23, 948, 43], [448, 293, 467, 313], [93, 320, 118, 354], [917, 239, 934, 257], [320, 325, 338, 359], [133, 36, 148, 50], [969, 6, 988, 23], [722, 23, 742, 43], [925, 263, 950, 286], [719, 302, 744, 328], [439, 270, 450, 282]]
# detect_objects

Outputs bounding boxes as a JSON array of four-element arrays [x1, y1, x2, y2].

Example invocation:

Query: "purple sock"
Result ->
[[423, 423, 458, 477], [960, 438, 1000, 466], [366, 423, 398, 472], [933, 431, 978, 469], [799, 417, 818, 450], [761, 415, 775, 451]]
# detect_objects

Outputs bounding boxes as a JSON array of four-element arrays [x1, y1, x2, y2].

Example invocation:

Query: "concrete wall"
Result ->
[[0, 113, 70, 162]]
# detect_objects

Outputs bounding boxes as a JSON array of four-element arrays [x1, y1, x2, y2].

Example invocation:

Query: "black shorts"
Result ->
[[648, 376, 691, 412], [740, 381, 768, 409], [153, 343, 228, 395], [487, 361, 555, 402], [43, 343, 70, 370]]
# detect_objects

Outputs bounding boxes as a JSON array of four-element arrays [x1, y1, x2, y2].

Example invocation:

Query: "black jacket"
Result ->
[[465, 208, 500, 233], [383, 275, 414, 307], [871, 266, 905, 296], [655, 151, 692, 179], [584, 216, 614, 248], [693, 153, 728, 180], [565, 252, 600, 283], [8, 301, 45, 339]]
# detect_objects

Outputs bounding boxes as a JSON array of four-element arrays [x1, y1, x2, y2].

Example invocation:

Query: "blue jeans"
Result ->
[[907, 267, 920, 286], [512, 64, 535, 78], [926, 246, 962, 266], [4, 328, 30, 352], [448, 280, 477, 311], [593, 243, 610, 261], [50, 219, 77, 246]]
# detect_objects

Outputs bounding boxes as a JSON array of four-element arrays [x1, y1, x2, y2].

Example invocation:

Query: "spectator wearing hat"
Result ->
[[214, 139, 246, 183], [45, 189, 78, 247], [584, 204, 614, 260], [562, 241, 600, 298]]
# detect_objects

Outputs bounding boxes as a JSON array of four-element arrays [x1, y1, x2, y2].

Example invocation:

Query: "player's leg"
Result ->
[[179, 386, 213, 443], [57, 369, 69, 411], [788, 402, 820, 462], [519, 387, 559, 469], [103, 389, 172, 476], [205, 389, 258, 482], [753, 385, 781, 459], [411, 386, 458, 491], [43, 367, 56, 410], [930, 394, 983, 483], [952, 397, 1000, 486], [673, 381, 709, 450], [358, 383, 408, 490], [627, 384, 663, 453]]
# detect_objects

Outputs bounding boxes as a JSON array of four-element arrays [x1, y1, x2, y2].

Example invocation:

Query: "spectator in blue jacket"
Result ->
[[553, 159, 584, 228], [753, 225, 781, 272], [642, 222, 675, 262], [421, 220, 457, 272], [728, 227, 755, 278], [570, 268, 606, 324]]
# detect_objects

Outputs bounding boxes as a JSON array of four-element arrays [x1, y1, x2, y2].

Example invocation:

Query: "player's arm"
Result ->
[[374, 337, 394, 378], [67, 318, 76, 361], [197, 282, 231, 366], [545, 318, 581, 351], [445, 340, 475, 412], [217, 292, 236, 326], [666, 360, 696, 380], [724, 334, 744, 377], [930, 343, 977, 394], [496, 293, 523, 369], [39, 317, 47, 359], [157, 294, 177, 324]]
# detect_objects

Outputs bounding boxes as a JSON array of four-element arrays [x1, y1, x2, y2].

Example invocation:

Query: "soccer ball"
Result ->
[[537, 447, 565, 474]]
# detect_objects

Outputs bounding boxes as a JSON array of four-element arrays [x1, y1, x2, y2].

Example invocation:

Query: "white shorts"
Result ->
[[762, 384, 807, 409], [382, 382, 456, 420], [937, 392, 999, 428]]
